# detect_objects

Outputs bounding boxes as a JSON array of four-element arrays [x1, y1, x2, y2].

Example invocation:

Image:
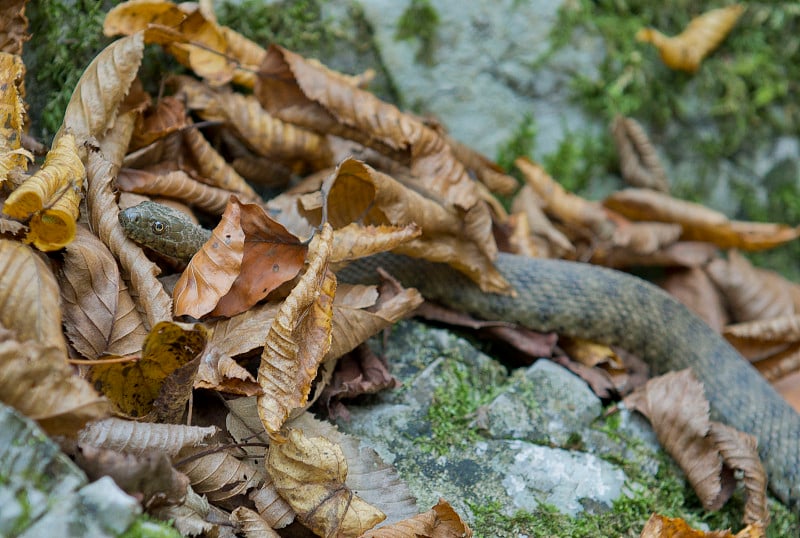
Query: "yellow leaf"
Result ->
[[636, 4, 745, 73], [3, 133, 85, 251], [0, 52, 29, 183], [89, 321, 207, 420], [267, 428, 385, 537]]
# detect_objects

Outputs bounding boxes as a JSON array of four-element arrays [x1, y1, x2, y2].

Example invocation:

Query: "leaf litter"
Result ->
[[0, 0, 798, 535]]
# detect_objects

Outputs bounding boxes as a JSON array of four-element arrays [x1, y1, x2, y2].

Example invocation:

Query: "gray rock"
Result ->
[[355, 0, 605, 158], [336, 321, 660, 522], [484, 359, 602, 446]]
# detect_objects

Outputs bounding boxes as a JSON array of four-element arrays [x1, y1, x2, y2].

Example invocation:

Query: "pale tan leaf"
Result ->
[[0, 239, 67, 355], [176, 447, 263, 503], [86, 116, 173, 329], [107, 280, 150, 356], [510, 184, 575, 258], [636, 4, 745, 73], [0, 328, 109, 436], [710, 422, 769, 526], [611, 115, 668, 192], [205, 301, 280, 361], [604, 189, 800, 251], [230, 506, 280, 537], [60, 226, 121, 359], [224, 397, 295, 527], [183, 124, 261, 203], [662, 267, 729, 332], [257, 225, 335, 436], [591, 240, 718, 269], [327, 281, 422, 361], [310, 158, 509, 293], [289, 412, 419, 525], [624, 370, 735, 511], [361, 498, 472, 538], [174, 76, 332, 165], [560, 337, 624, 371], [267, 428, 385, 537], [116, 168, 231, 214], [724, 315, 800, 346], [249, 484, 296, 529], [707, 251, 795, 322], [516, 156, 615, 241], [219, 25, 265, 88], [195, 342, 261, 396], [78, 417, 217, 457], [446, 135, 518, 195], [150, 485, 214, 537], [751, 342, 800, 383], [256, 45, 497, 263], [330, 223, 422, 266], [57, 33, 145, 149]]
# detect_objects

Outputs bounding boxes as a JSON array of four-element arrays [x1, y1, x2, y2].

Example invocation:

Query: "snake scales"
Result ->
[[119, 200, 800, 511]]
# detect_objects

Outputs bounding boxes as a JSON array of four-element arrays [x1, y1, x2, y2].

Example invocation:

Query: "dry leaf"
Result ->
[[3, 133, 85, 251], [624, 369, 768, 514], [636, 4, 745, 73], [60, 225, 137, 359], [267, 428, 386, 537], [612, 115, 669, 192], [256, 45, 497, 266], [304, 158, 509, 293], [0, 52, 29, 182], [707, 251, 795, 322], [174, 75, 332, 166], [0, 239, 68, 355], [604, 189, 800, 251], [56, 32, 145, 150], [662, 267, 730, 332], [86, 117, 173, 329], [75, 444, 190, 509], [639, 513, 736, 538], [230, 507, 280, 537], [88, 321, 207, 421], [322, 344, 400, 420], [130, 95, 188, 150], [78, 417, 217, 457], [516, 156, 615, 241], [194, 342, 261, 396], [560, 337, 624, 371], [182, 125, 261, 203], [330, 223, 422, 266], [0, 1, 29, 56], [257, 225, 335, 436], [116, 167, 232, 214], [0, 327, 110, 436], [360, 498, 472, 538], [510, 184, 575, 258], [171, 197, 307, 318], [150, 485, 214, 537], [176, 447, 263, 504]]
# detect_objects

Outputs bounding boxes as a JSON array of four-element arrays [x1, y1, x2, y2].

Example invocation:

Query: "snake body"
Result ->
[[119, 201, 800, 510]]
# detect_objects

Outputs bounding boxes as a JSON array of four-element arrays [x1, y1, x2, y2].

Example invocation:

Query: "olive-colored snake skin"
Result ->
[[119, 201, 800, 511]]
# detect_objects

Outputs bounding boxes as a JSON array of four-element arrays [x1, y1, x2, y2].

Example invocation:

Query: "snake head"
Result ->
[[118, 201, 194, 257]]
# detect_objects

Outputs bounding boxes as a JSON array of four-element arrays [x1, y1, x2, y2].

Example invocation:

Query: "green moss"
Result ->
[[24, 0, 116, 142], [466, 438, 798, 537], [495, 112, 537, 172], [216, 0, 334, 59], [394, 0, 441, 66], [419, 359, 500, 455], [119, 516, 182, 538]]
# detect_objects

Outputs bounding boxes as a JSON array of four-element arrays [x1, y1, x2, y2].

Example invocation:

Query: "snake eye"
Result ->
[[152, 220, 166, 235]]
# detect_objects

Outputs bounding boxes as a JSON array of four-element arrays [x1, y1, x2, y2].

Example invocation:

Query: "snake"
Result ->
[[119, 200, 800, 511]]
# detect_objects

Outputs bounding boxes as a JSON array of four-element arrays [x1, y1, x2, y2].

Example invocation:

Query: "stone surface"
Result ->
[[351, 0, 605, 158], [336, 320, 661, 522]]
